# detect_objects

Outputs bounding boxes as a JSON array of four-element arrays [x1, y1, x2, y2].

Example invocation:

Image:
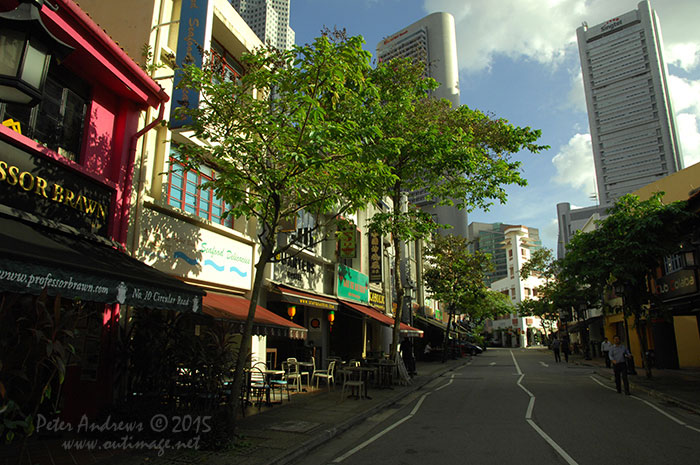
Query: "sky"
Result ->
[[289, 0, 700, 252]]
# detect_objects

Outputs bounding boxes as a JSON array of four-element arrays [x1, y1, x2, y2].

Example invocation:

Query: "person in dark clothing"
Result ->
[[551, 337, 561, 362], [561, 338, 571, 363], [400, 338, 416, 376]]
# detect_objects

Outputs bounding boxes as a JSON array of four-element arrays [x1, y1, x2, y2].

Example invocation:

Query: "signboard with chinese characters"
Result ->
[[369, 231, 382, 282], [337, 220, 357, 259], [337, 264, 368, 303]]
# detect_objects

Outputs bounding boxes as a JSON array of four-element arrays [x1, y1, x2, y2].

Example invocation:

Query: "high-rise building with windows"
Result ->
[[376, 12, 466, 237], [576, 0, 682, 207], [231, 0, 295, 50]]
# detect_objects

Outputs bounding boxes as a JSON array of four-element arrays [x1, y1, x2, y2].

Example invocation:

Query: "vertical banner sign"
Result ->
[[337, 220, 357, 259], [170, 0, 214, 128], [368, 231, 382, 283]]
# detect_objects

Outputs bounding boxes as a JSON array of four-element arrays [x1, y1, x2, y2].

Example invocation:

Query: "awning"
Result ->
[[340, 300, 423, 337], [0, 215, 203, 312], [202, 292, 307, 340], [270, 283, 338, 310], [413, 315, 461, 338]]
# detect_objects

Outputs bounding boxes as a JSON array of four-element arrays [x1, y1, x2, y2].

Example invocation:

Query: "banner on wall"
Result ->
[[169, 0, 214, 128]]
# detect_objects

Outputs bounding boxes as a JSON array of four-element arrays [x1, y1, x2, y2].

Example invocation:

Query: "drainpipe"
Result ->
[[123, 101, 165, 254]]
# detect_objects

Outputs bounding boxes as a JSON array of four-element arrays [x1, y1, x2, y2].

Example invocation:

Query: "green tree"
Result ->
[[366, 58, 547, 359], [172, 32, 394, 434], [562, 193, 696, 377], [423, 235, 492, 359]]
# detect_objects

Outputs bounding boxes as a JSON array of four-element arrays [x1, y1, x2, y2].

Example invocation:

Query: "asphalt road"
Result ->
[[300, 348, 700, 465]]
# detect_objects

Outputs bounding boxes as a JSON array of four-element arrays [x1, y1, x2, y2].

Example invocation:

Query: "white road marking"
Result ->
[[511, 350, 580, 465], [489, 362, 496, 366], [539, 361, 549, 368], [590, 375, 700, 434], [330, 374, 456, 462]]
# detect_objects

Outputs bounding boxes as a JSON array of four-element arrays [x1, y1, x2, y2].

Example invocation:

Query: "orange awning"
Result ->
[[203, 293, 307, 340], [340, 300, 423, 337]]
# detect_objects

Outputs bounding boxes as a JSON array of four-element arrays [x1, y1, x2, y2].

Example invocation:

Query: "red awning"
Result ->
[[341, 300, 423, 337], [202, 293, 307, 340]]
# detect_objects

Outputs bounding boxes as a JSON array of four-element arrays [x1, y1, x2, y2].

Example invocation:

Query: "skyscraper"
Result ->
[[376, 12, 467, 237], [577, 0, 682, 207], [231, 0, 295, 50]]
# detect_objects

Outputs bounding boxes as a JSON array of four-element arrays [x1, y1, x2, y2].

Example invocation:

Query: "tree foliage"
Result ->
[[365, 57, 548, 357], [171, 31, 395, 436], [560, 193, 697, 377]]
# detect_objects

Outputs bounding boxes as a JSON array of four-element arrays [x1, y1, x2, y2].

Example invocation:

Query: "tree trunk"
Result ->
[[390, 228, 404, 363], [227, 237, 275, 435], [633, 311, 653, 379]]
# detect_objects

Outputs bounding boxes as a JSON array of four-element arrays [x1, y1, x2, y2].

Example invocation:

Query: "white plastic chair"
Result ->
[[312, 360, 336, 391]]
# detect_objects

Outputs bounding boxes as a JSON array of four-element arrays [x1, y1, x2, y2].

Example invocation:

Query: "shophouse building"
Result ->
[[607, 162, 700, 369], [78, 0, 420, 372], [0, 0, 204, 420]]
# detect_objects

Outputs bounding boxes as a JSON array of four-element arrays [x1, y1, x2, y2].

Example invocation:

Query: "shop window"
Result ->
[[167, 153, 233, 228], [0, 60, 89, 162], [663, 251, 693, 275], [210, 39, 244, 84]]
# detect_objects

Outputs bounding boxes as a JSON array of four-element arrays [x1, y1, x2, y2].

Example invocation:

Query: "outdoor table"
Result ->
[[377, 360, 396, 389], [262, 369, 285, 404], [297, 361, 314, 386]]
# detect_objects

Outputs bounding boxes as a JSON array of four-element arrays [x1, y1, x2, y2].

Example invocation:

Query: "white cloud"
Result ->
[[551, 133, 595, 195], [422, 0, 700, 74], [668, 75, 700, 167], [677, 114, 700, 167]]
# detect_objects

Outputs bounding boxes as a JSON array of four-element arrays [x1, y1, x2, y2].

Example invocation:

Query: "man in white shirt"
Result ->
[[609, 336, 631, 395], [601, 337, 612, 368]]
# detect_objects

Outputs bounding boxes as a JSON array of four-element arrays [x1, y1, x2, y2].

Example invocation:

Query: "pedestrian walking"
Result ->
[[551, 337, 561, 363], [609, 335, 631, 395], [601, 337, 612, 368], [561, 337, 571, 363], [400, 337, 416, 376]]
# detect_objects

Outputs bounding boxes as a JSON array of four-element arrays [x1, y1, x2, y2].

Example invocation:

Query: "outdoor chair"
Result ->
[[312, 360, 336, 391], [246, 366, 270, 409], [340, 366, 364, 401], [285, 358, 303, 392]]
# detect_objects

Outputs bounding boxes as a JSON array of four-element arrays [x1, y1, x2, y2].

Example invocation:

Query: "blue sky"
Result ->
[[290, 0, 700, 251]]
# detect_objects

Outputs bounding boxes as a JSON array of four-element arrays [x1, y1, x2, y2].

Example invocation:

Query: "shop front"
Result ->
[[266, 283, 337, 368], [0, 0, 183, 426]]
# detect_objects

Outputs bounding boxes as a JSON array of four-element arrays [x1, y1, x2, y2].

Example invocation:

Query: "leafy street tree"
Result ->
[[366, 58, 547, 359], [562, 193, 696, 377], [171, 31, 394, 433], [422, 235, 492, 359]]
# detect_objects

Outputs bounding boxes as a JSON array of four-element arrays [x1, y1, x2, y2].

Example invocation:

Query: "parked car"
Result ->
[[462, 341, 483, 355]]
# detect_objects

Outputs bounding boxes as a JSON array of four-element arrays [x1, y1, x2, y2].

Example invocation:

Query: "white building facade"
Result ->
[[576, 0, 682, 207], [489, 226, 546, 347], [376, 12, 467, 238]]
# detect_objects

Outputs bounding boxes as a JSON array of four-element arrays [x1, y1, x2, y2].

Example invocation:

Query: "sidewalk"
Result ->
[[564, 350, 700, 414], [96, 357, 467, 465]]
